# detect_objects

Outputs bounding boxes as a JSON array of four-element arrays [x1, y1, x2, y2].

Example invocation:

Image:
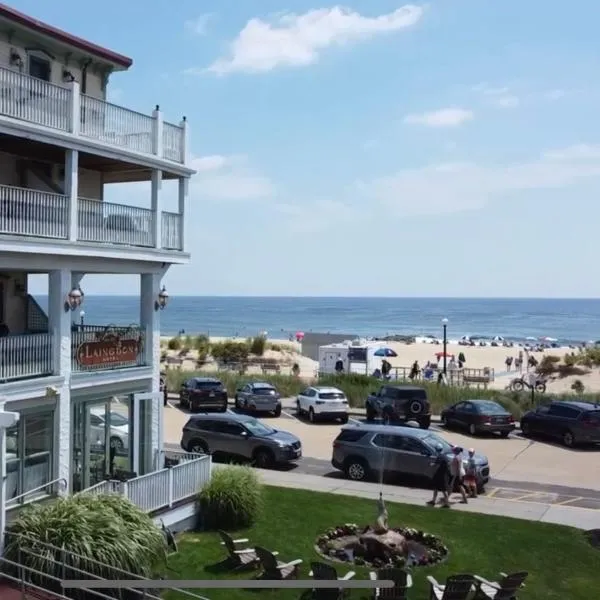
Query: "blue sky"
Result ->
[[18, 0, 600, 297]]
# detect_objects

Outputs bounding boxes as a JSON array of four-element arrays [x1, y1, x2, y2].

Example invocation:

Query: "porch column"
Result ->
[[48, 269, 73, 492], [0, 407, 19, 554], [177, 177, 188, 252], [151, 169, 162, 249], [65, 150, 79, 242], [140, 273, 163, 464]]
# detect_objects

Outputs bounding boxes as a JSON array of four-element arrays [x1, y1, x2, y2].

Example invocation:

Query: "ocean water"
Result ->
[[33, 296, 600, 344]]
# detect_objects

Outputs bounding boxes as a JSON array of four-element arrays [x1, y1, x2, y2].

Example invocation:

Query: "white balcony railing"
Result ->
[[81, 454, 212, 513], [77, 198, 155, 247], [0, 184, 69, 238], [0, 333, 53, 382], [0, 67, 71, 131], [161, 211, 182, 250], [0, 66, 186, 163]]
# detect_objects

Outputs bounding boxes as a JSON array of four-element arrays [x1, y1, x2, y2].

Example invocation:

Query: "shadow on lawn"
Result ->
[[205, 557, 244, 574]]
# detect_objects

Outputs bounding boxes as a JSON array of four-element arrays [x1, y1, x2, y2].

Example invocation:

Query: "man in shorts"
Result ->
[[449, 446, 468, 504], [463, 447, 478, 498]]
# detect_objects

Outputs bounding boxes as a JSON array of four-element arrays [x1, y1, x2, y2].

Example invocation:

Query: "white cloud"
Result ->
[[357, 144, 600, 217], [204, 5, 424, 75], [185, 14, 213, 35], [472, 83, 519, 109], [403, 108, 473, 127]]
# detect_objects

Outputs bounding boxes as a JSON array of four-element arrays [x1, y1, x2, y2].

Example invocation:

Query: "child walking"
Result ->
[[464, 447, 478, 498]]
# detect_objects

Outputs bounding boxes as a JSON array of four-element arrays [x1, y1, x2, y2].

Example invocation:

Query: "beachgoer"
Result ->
[[381, 359, 392, 379], [457, 351, 466, 367], [334, 355, 344, 374], [505, 356, 513, 371], [409, 360, 420, 380], [427, 445, 450, 508], [464, 448, 478, 498], [449, 446, 468, 504]]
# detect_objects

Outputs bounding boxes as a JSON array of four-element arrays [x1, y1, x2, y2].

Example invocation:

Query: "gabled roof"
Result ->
[[0, 3, 132, 69]]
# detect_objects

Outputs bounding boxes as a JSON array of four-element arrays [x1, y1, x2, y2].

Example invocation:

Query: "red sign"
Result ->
[[76, 338, 141, 367]]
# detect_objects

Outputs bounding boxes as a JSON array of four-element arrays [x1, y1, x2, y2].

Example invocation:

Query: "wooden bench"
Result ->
[[261, 363, 281, 375], [462, 375, 492, 389]]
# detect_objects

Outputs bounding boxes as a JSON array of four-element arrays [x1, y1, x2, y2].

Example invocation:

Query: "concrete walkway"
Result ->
[[254, 468, 600, 530]]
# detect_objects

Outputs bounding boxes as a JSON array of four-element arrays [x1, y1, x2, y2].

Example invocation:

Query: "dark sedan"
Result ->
[[234, 382, 282, 417], [179, 377, 228, 412], [441, 399, 515, 437]]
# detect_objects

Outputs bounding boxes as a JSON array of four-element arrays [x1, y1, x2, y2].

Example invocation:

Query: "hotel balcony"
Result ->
[[0, 185, 183, 251], [0, 66, 186, 165]]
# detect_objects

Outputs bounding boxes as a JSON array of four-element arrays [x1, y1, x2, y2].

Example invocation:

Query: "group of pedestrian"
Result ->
[[427, 445, 478, 508]]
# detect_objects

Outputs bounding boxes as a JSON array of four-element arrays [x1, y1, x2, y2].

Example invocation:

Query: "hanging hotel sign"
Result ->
[[75, 326, 143, 368]]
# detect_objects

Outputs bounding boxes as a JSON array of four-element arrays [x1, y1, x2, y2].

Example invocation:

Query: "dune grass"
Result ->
[[164, 486, 600, 600]]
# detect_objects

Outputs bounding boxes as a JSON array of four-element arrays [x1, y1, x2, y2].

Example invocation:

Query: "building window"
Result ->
[[6, 410, 54, 506], [28, 55, 51, 81]]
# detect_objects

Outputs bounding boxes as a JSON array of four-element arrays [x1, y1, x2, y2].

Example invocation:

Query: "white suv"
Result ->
[[296, 386, 349, 424]]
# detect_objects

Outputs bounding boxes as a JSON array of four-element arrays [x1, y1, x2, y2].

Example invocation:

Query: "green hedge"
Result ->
[[164, 370, 600, 419]]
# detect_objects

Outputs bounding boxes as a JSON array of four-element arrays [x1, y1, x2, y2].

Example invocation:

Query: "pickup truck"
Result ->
[[365, 384, 431, 429]]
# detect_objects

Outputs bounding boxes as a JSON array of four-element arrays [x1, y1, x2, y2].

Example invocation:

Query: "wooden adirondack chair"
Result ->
[[427, 573, 478, 600], [218, 530, 266, 569], [309, 561, 356, 599], [369, 567, 413, 599], [474, 571, 528, 599], [255, 545, 302, 580]]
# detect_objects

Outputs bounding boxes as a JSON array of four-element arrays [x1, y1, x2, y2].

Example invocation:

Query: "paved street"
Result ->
[[163, 394, 600, 520]]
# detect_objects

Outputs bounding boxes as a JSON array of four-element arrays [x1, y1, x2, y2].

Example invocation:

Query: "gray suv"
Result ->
[[180, 412, 302, 469], [331, 424, 490, 491]]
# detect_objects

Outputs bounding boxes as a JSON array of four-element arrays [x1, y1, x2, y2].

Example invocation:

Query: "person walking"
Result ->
[[427, 445, 451, 508], [463, 448, 478, 498], [449, 446, 468, 504]]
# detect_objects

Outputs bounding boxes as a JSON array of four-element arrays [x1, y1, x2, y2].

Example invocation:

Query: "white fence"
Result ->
[[82, 453, 211, 513]]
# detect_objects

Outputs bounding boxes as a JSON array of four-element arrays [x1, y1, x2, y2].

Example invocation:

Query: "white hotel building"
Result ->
[[0, 4, 197, 540]]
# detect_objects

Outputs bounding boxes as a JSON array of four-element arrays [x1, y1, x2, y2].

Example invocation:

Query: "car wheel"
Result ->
[[273, 404, 282, 418], [234, 395, 241, 410], [440, 414, 448, 427], [188, 439, 208, 454], [407, 399, 427, 419], [179, 397, 187, 409], [344, 458, 369, 482], [308, 407, 316, 423], [468, 423, 477, 436], [500, 431, 510, 438], [365, 405, 376, 421], [339, 414, 349, 424], [383, 411, 394, 426], [109, 436, 124, 451], [254, 448, 275, 469], [296, 400, 303, 417], [520, 421, 531, 437], [562, 430, 575, 448]]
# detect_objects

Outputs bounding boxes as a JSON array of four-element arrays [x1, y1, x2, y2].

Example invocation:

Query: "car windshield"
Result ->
[[475, 401, 506, 414], [319, 392, 345, 400], [243, 418, 275, 436], [109, 412, 129, 427], [422, 433, 454, 454], [254, 386, 275, 395], [195, 380, 221, 389]]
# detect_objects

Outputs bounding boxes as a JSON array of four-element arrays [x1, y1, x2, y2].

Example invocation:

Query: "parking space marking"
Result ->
[[554, 496, 584, 506], [282, 410, 300, 421], [167, 401, 176, 409], [484, 487, 500, 498]]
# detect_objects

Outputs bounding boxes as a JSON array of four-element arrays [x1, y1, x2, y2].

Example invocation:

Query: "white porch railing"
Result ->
[[162, 121, 184, 162], [81, 454, 211, 513], [0, 333, 53, 382], [77, 197, 155, 247], [0, 184, 69, 238], [161, 210, 182, 250], [0, 66, 71, 131]]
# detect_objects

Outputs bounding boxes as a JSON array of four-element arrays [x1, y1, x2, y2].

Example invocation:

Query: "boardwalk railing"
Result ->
[[81, 453, 211, 513], [0, 66, 185, 162], [0, 333, 53, 382]]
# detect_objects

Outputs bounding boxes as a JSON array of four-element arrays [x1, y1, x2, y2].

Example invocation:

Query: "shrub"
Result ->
[[536, 355, 561, 377], [5, 494, 166, 596], [210, 341, 250, 364], [250, 335, 267, 356], [571, 379, 585, 394], [199, 465, 262, 530], [194, 334, 210, 352], [167, 336, 182, 350]]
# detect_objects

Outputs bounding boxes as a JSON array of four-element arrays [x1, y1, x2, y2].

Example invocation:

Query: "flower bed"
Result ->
[[315, 523, 449, 569]]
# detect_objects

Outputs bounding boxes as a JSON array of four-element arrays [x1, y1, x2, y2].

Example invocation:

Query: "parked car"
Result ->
[[296, 386, 349, 423], [520, 400, 600, 447], [89, 408, 129, 451], [331, 424, 490, 491], [179, 377, 228, 412], [180, 412, 302, 468], [440, 399, 516, 437], [234, 382, 282, 416], [365, 385, 431, 429]]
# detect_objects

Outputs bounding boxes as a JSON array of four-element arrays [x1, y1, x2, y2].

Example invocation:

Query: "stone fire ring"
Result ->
[[315, 524, 449, 569]]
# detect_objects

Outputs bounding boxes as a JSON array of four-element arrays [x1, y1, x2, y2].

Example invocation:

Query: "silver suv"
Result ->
[[180, 412, 302, 469], [331, 424, 490, 491]]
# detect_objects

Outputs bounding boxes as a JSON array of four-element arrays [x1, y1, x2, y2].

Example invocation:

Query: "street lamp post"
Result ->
[[442, 318, 448, 375], [80, 310, 85, 328]]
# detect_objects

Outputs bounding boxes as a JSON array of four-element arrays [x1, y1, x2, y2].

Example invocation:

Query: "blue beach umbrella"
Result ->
[[374, 347, 398, 357]]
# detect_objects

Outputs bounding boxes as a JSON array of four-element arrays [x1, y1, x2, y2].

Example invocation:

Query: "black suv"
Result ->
[[179, 377, 228, 412], [520, 400, 600, 447], [365, 385, 431, 429]]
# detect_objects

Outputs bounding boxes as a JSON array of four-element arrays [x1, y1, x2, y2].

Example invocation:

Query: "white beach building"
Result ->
[[0, 5, 204, 547]]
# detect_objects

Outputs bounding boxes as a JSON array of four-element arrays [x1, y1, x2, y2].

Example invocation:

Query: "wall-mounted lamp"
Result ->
[[64, 286, 84, 312], [9, 50, 23, 68], [155, 286, 169, 311], [62, 69, 75, 82]]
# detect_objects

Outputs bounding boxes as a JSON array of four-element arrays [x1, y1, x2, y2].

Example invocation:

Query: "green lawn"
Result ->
[[164, 486, 599, 600]]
